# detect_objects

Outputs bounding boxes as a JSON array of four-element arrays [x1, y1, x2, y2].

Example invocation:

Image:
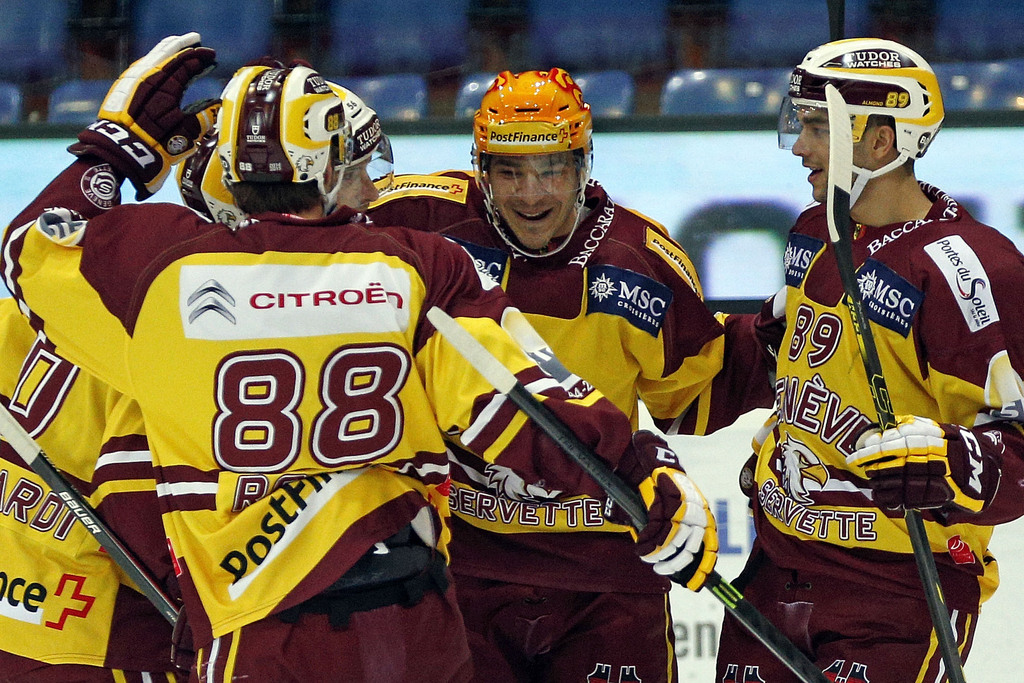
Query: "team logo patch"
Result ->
[[924, 235, 999, 332], [166, 135, 189, 156], [947, 535, 977, 565], [778, 434, 828, 504], [80, 163, 118, 210], [586, 265, 672, 337], [448, 237, 507, 286], [783, 233, 824, 287], [855, 258, 923, 337]]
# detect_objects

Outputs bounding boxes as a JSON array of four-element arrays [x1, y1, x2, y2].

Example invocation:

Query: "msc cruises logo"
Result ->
[[187, 279, 237, 324], [586, 264, 672, 337]]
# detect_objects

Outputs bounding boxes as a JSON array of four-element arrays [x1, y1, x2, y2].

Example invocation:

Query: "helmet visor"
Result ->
[[367, 133, 395, 191], [479, 151, 583, 199], [778, 96, 831, 150]]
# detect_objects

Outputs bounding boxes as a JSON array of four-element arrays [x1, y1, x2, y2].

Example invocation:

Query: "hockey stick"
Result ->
[[824, 84, 967, 681], [826, 0, 845, 43], [426, 306, 829, 683], [0, 403, 180, 626]]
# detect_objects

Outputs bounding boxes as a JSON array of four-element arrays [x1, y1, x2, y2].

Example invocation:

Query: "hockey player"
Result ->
[[0, 298, 186, 681], [1, 35, 717, 680], [365, 68, 776, 681], [717, 38, 1024, 679]]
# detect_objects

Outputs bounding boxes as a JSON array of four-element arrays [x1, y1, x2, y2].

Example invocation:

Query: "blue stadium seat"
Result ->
[[527, 0, 667, 71], [660, 67, 790, 115], [47, 79, 111, 125], [724, 0, 868, 67], [132, 0, 274, 75], [982, 60, 1024, 111], [335, 74, 429, 121], [454, 72, 497, 118], [0, 82, 23, 124], [934, 60, 1024, 111], [0, 0, 70, 82], [575, 70, 635, 118], [328, 0, 469, 76]]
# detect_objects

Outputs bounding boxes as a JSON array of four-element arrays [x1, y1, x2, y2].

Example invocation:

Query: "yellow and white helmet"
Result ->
[[472, 68, 593, 258], [184, 70, 390, 223], [217, 64, 351, 211], [780, 38, 944, 196]]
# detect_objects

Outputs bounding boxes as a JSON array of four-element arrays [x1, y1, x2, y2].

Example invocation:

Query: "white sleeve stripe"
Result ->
[[95, 449, 153, 470], [2, 220, 33, 302], [462, 392, 509, 447], [156, 481, 220, 498]]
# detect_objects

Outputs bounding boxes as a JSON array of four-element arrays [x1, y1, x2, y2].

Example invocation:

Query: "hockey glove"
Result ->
[[847, 415, 1000, 514], [70, 33, 218, 200], [613, 431, 718, 589]]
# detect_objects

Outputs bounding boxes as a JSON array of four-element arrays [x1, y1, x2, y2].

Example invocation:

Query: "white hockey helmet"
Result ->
[[779, 38, 944, 198], [336, 83, 394, 192], [177, 130, 242, 227]]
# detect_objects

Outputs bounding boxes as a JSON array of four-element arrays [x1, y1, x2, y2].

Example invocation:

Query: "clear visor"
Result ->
[[479, 150, 583, 198], [777, 96, 828, 150], [366, 133, 395, 191], [778, 96, 868, 150]]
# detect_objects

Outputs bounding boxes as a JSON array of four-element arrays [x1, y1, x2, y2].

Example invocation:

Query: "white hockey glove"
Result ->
[[69, 33, 218, 199], [612, 431, 718, 590], [847, 415, 1000, 514]]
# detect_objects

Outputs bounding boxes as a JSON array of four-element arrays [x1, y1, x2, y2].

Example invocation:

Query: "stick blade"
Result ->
[[426, 306, 518, 394], [825, 83, 854, 244]]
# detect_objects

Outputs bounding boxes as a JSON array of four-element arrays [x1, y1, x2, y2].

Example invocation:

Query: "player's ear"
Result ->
[[868, 119, 898, 159]]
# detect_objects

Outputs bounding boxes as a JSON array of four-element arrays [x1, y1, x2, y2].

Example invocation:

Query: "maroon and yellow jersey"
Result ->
[[369, 172, 774, 593], [755, 184, 1024, 610], [2, 159, 637, 645], [0, 298, 176, 670]]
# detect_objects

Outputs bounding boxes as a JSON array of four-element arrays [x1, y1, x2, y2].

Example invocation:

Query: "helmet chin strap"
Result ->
[[320, 163, 346, 215], [850, 153, 909, 207], [485, 186, 588, 260]]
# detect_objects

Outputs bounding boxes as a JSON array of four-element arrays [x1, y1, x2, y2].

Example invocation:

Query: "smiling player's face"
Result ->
[[486, 152, 580, 250]]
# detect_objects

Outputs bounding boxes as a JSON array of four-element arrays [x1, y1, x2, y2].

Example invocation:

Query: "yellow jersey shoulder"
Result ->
[[622, 207, 703, 296]]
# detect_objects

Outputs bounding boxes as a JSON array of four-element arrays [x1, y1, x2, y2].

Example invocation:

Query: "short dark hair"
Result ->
[[229, 181, 321, 216]]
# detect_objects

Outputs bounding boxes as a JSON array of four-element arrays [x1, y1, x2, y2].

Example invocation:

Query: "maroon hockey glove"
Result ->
[[69, 33, 218, 200], [848, 415, 1001, 514]]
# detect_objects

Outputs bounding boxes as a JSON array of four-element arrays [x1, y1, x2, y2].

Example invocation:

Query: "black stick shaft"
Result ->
[[0, 405, 180, 625], [824, 85, 966, 681]]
